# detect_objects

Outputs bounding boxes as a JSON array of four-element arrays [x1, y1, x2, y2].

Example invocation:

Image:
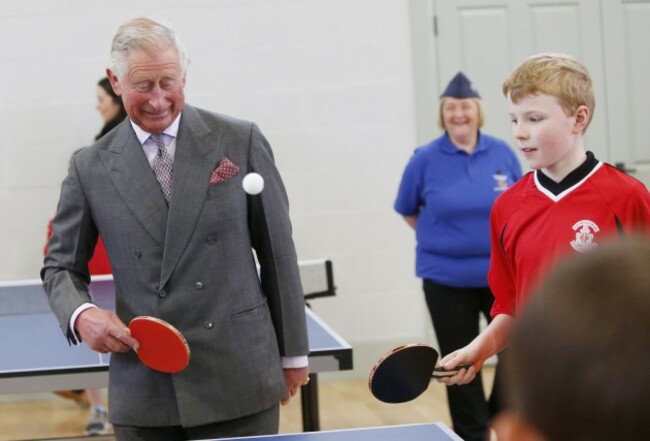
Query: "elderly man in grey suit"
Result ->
[[42, 17, 309, 440]]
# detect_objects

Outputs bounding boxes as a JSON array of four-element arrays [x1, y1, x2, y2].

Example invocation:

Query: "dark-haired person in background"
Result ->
[[394, 72, 521, 441], [95, 77, 127, 140]]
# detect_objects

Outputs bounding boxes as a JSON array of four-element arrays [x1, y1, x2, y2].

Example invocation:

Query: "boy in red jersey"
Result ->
[[436, 53, 650, 388]]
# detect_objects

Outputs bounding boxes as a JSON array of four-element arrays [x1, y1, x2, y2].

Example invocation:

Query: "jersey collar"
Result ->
[[534, 151, 602, 200]]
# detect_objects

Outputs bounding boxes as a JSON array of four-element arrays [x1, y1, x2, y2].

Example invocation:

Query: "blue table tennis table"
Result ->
[[215, 423, 462, 441], [0, 259, 351, 432]]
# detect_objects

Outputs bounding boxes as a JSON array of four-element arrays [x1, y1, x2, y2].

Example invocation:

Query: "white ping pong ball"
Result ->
[[242, 172, 264, 195]]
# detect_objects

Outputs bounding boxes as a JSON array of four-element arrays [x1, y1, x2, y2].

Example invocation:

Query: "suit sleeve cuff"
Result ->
[[69, 303, 96, 345], [282, 355, 309, 368]]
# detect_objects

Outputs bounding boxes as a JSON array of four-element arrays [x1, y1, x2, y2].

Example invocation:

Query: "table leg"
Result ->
[[300, 373, 320, 431]]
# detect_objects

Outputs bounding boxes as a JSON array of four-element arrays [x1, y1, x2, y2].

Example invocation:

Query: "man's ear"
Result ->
[[106, 69, 122, 96], [491, 411, 547, 441]]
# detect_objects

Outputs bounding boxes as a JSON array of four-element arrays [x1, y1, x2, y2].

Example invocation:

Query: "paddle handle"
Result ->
[[432, 365, 472, 378]]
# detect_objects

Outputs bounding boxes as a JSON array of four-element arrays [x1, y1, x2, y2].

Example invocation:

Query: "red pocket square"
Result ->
[[210, 158, 240, 185]]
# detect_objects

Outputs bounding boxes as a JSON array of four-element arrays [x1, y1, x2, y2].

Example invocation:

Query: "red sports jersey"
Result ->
[[489, 162, 650, 317]]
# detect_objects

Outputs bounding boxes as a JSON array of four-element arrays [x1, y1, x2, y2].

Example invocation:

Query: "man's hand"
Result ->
[[281, 366, 310, 405], [75, 307, 139, 353]]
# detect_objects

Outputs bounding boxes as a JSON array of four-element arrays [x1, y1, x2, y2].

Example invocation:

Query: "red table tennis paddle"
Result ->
[[128, 316, 190, 374], [368, 343, 470, 403]]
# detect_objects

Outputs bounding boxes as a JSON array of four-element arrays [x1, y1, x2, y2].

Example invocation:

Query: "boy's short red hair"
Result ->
[[503, 53, 595, 133]]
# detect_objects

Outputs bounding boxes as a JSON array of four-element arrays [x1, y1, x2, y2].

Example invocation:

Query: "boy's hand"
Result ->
[[436, 344, 484, 385]]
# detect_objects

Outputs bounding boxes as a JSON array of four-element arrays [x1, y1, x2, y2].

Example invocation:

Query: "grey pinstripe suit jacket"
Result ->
[[42, 104, 308, 427]]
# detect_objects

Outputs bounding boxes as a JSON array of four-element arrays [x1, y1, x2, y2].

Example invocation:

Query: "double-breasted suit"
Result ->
[[42, 104, 308, 427]]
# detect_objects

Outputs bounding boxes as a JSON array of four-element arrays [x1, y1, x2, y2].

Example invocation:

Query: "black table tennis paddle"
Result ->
[[368, 343, 470, 403]]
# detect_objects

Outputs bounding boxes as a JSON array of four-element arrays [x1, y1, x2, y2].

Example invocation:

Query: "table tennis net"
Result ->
[[0, 259, 335, 316]]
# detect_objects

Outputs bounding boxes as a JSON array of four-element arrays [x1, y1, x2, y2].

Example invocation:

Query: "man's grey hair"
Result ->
[[109, 17, 189, 80]]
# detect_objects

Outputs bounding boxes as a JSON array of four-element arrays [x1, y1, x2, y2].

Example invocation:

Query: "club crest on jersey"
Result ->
[[492, 172, 509, 192], [570, 220, 600, 253]]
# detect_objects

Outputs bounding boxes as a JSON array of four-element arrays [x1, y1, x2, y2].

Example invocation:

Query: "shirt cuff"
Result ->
[[282, 355, 309, 368], [69, 303, 97, 345]]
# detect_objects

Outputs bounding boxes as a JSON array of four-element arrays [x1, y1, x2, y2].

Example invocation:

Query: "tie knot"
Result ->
[[150, 133, 166, 150]]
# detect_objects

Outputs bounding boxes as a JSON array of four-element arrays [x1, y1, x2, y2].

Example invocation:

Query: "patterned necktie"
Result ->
[[151, 133, 173, 203]]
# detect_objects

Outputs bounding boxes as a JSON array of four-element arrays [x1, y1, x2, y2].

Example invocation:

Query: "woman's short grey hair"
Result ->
[[109, 17, 189, 80]]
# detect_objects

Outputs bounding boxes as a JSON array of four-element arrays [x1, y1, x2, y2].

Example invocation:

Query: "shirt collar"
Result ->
[[440, 131, 486, 154], [536, 151, 599, 196], [130, 113, 182, 145]]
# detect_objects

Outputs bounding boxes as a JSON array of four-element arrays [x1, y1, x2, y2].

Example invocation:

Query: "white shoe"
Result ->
[[85, 406, 110, 436]]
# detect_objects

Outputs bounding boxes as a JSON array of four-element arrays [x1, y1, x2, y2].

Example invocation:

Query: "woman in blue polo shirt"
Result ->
[[394, 72, 521, 441]]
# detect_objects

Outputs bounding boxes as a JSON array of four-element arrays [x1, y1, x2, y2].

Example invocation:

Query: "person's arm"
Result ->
[[42, 150, 137, 352], [246, 123, 310, 403], [436, 314, 514, 385], [394, 150, 423, 222], [403, 215, 418, 229]]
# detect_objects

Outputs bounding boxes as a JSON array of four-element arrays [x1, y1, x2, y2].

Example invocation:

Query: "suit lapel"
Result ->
[[160, 106, 224, 287], [99, 122, 168, 247]]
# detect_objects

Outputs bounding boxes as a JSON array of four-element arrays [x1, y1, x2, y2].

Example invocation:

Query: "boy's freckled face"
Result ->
[[508, 94, 582, 177]]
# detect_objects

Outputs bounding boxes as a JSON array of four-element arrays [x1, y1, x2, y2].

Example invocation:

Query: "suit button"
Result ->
[[158, 290, 167, 298], [194, 281, 204, 290], [204, 321, 214, 329], [207, 235, 217, 245], [134, 250, 142, 259]]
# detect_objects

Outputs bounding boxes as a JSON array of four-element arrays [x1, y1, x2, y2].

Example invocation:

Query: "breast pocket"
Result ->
[[206, 175, 242, 201]]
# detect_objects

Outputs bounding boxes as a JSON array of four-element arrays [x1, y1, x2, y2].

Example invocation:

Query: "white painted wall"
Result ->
[[0, 0, 432, 376]]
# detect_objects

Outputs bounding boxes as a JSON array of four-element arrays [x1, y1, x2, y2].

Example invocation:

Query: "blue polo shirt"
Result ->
[[395, 132, 522, 287]]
